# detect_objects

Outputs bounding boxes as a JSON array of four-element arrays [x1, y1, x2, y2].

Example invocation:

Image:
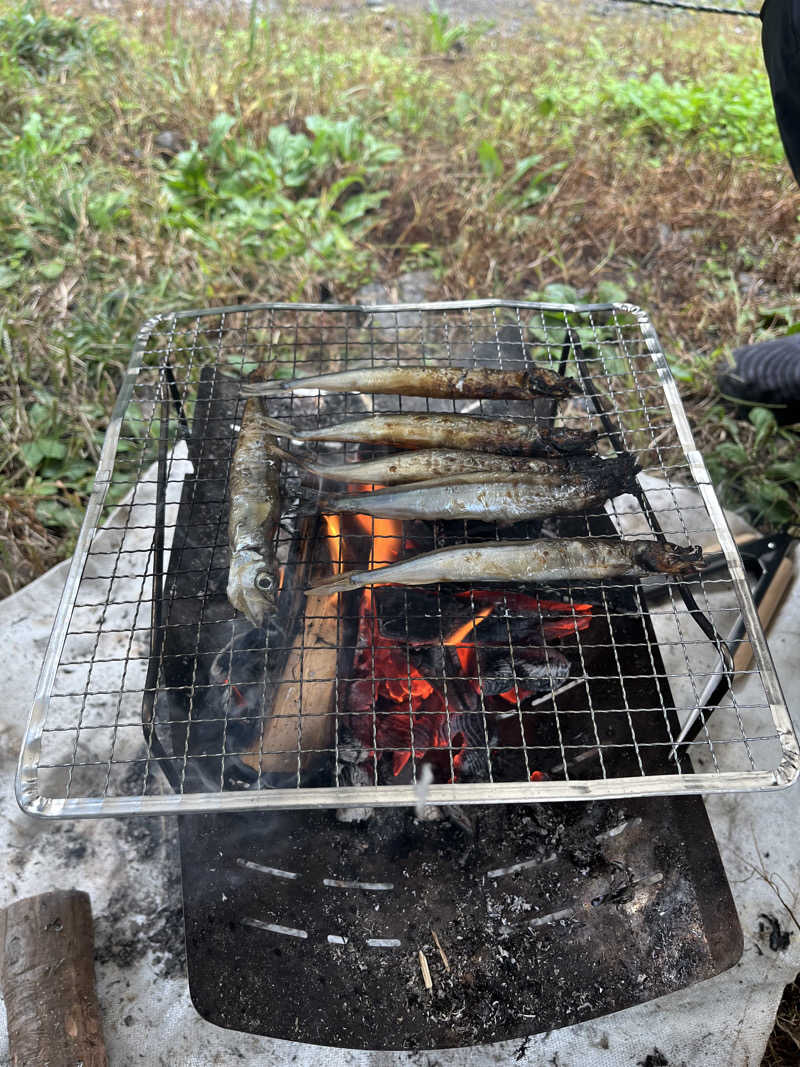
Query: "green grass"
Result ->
[[1, 0, 799, 580]]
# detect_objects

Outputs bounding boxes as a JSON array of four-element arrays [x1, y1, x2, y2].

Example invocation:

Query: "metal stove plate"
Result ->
[[16, 300, 799, 817], [179, 792, 743, 1049]]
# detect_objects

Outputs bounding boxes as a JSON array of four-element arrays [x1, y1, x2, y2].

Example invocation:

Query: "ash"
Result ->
[[184, 791, 737, 1050]]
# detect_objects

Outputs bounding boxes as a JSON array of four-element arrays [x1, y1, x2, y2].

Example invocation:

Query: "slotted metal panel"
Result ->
[[16, 300, 798, 817]]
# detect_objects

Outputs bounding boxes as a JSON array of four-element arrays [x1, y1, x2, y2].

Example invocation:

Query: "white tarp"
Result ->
[[1, 472, 798, 1066]]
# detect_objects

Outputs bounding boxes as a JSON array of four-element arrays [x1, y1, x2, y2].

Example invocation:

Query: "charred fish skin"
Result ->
[[269, 445, 631, 487], [227, 396, 281, 628], [319, 454, 638, 524], [243, 364, 581, 401], [306, 537, 703, 596], [260, 412, 597, 457], [265, 445, 582, 486]]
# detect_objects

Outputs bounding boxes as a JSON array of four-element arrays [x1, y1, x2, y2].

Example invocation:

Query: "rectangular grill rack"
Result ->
[[16, 300, 799, 817]]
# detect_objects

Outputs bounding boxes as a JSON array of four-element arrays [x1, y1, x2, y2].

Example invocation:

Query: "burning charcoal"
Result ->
[[335, 727, 374, 822], [335, 760, 374, 823], [375, 586, 470, 644], [209, 623, 267, 689], [207, 623, 271, 751], [476, 646, 570, 697], [450, 710, 496, 783]]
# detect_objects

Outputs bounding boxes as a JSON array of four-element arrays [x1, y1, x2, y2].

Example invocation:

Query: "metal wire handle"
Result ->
[[609, 0, 759, 16]]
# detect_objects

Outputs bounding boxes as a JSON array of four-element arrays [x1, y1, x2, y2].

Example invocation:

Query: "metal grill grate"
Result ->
[[16, 300, 798, 817]]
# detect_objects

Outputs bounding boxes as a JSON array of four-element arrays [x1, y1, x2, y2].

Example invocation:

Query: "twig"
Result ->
[[418, 949, 433, 991], [775, 1016, 800, 1051], [731, 835, 800, 935], [431, 929, 450, 973]]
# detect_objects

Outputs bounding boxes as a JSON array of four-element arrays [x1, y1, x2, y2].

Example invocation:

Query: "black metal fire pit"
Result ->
[[164, 358, 742, 1050]]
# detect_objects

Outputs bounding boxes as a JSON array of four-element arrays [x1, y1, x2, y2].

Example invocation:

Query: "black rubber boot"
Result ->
[[717, 334, 800, 422]]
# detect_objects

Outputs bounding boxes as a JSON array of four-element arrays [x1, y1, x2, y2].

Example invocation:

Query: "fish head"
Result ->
[[227, 549, 277, 628]]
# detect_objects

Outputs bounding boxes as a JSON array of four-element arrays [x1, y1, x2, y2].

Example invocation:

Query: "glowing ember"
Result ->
[[339, 513, 591, 784]]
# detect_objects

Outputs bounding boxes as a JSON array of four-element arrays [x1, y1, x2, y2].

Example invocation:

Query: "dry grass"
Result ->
[[0, 494, 63, 597], [0, 0, 799, 592], [763, 981, 800, 1066]]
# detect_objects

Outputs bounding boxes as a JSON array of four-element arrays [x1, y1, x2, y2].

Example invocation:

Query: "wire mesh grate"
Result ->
[[16, 300, 798, 817]]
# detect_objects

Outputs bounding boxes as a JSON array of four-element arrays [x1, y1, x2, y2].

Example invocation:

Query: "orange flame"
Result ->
[[444, 606, 494, 648], [353, 513, 404, 569], [322, 514, 343, 575], [445, 605, 494, 673]]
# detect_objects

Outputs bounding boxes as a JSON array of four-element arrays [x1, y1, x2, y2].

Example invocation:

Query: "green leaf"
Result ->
[[0, 265, 19, 289], [19, 441, 44, 468], [37, 437, 68, 459], [477, 140, 503, 178], [713, 441, 748, 465], [594, 280, 628, 305], [39, 258, 65, 280], [670, 363, 694, 383], [34, 498, 81, 531], [207, 112, 236, 158], [541, 282, 579, 305], [508, 154, 543, 184], [766, 459, 800, 483], [748, 406, 777, 449], [337, 190, 389, 224]]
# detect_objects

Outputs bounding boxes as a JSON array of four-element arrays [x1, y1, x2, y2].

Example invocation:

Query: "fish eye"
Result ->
[[255, 572, 275, 593]]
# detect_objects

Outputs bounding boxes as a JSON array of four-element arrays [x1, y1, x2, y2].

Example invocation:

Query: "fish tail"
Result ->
[[262, 440, 319, 476], [241, 382, 284, 396], [245, 360, 279, 388], [259, 413, 299, 438], [634, 540, 703, 576], [597, 450, 640, 494]]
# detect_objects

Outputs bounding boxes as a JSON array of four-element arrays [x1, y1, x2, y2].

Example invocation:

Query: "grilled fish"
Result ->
[[243, 364, 581, 400], [227, 396, 281, 628], [264, 444, 608, 486], [318, 455, 637, 524], [260, 412, 596, 456], [307, 538, 702, 596]]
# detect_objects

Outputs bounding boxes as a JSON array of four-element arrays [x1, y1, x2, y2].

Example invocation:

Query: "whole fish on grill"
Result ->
[[306, 537, 703, 596], [243, 364, 581, 400], [476, 646, 571, 696], [263, 443, 592, 486], [259, 412, 596, 456], [227, 396, 281, 628], [317, 454, 637, 524]]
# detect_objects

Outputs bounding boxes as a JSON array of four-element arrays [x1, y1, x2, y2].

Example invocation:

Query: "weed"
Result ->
[[420, 2, 472, 55], [600, 69, 782, 162], [0, 0, 113, 77], [162, 112, 400, 281], [1, 0, 799, 590], [706, 406, 800, 528]]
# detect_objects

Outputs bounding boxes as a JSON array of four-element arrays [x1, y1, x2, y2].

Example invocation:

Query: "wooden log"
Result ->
[[1, 890, 107, 1067], [241, 589, 339, 777]]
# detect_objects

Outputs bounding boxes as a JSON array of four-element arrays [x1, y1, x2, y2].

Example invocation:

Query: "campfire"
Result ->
[[318, 506, 594, 798]]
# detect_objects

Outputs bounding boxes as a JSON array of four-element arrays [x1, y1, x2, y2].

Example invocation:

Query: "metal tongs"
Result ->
[[643, 533, 794, 754]]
